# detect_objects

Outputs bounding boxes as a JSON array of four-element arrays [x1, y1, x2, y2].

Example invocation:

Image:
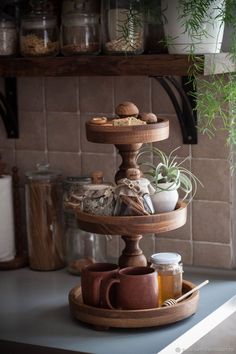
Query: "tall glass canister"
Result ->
[[103, 0, 144, 54], [25, 164, 65, 271]]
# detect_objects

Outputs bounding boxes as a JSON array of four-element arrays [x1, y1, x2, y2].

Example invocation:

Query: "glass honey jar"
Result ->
[[150, 252, 183, 307]]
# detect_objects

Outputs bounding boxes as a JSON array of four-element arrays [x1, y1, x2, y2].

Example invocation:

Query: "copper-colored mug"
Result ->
[[103, 266, 159, 310], [81, 262, 119, 307]]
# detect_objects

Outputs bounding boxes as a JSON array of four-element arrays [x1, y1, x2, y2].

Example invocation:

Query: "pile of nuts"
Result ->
[[20, 34, 59, 57]]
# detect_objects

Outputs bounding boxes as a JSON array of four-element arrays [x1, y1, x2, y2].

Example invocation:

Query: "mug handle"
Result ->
[[102, 278, 120, 309]]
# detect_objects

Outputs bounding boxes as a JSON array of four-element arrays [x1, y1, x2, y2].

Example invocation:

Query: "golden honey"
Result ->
[[150, 253, 183, 307]]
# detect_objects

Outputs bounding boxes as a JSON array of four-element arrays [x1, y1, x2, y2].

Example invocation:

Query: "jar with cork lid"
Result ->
[[81, 171, 115, 216], [150, 252, 183, 307], [114, 168, 155, 216]]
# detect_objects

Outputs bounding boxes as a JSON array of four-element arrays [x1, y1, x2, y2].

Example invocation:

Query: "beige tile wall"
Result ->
[[0, 76, 234, 269]]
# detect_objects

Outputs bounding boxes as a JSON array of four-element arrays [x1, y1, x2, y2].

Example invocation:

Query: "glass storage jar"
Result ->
[[150, 252, 183, 307], [103, 0, 144, 55], [63, 176, 107, 274], [20, 14, 59, 56], [0, 16, 18, 56], [65, 213, 107, 275], [144, 0, 166, 53], [61, 12, 101, 55], [25, 164, 65, 271]]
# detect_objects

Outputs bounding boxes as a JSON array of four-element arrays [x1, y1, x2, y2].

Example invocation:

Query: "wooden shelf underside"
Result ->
[[0, 53, 233, 77]]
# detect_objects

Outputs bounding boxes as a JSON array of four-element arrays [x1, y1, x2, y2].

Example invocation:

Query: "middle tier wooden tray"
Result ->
[[76, 202, 187, 235], [69, 279, 199, 329]]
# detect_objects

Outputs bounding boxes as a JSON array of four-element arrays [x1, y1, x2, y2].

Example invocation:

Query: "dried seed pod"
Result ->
[[115, 101, 139, 118], [139, 112, 158, 124]]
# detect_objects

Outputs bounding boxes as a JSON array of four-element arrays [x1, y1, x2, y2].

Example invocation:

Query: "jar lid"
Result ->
[[150, 252, 181, 265], [0, 17, 16, 28], [62, 12, 98, 26], [83, 182, 113, 191], [25, 163, 61, 181], [21, 15, 57, 29], [64, 176, 92, 186]]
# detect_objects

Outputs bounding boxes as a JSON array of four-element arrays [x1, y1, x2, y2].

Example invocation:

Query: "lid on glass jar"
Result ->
[[64, 176, 92, 186], [62, 12, 99, 26], [150, 252, 181, 265], [25, 163, 62, 181], [21, 15, 57, 29], [62, 0, 101, 14], [0, 14, 16, 28]]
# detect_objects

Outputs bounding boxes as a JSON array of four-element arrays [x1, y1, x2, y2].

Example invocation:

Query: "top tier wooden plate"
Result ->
[[86, 118, 169, 145], [76, 202, 187, 236]]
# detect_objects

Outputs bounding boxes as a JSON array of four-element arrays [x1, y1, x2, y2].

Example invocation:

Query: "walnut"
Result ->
[[115, 102, 139, 118], [139, 112, 158, 124]]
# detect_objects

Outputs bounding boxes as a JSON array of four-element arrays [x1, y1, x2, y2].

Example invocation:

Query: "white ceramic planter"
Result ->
[[162, 0, 225, 54], [151, 182, 179, 214]]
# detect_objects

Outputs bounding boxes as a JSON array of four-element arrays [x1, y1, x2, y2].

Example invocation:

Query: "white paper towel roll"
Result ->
[[0, 175, 15, 262]]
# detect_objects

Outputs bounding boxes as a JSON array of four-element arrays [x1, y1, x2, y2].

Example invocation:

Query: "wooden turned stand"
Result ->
[[69, 117, 198, 330], [78, 119, 186, 267], [119, 235, 147, 267], [115, 143, 142, 183]]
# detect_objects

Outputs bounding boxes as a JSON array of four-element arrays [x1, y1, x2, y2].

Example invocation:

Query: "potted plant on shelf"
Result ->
[[137, 146, 203, 213], [160, 1, 236, 166], [161, 0, 225, 54]]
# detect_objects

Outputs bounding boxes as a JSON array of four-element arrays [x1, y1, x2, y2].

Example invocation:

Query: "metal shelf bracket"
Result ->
[[154, 76, 198, 144], [0, 77, 18, 139]]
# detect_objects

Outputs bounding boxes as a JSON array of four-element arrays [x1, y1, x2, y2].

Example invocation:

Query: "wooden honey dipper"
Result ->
[[161, 279, 209, 307]]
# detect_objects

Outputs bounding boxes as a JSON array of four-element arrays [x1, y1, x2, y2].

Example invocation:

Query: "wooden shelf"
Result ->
[[0, 54, 193, 77], [0, 53, 233, 77]]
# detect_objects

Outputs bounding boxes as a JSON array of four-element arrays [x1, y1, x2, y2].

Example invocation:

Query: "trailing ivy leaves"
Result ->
[[171, 0, 236, 168]]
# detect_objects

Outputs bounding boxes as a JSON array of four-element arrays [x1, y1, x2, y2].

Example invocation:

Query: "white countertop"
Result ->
[[0, 267, 236, 354]]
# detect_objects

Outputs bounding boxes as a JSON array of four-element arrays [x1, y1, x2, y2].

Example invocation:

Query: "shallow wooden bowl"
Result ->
[[76, 202, 187, 236], [68, 280, 199, 329], [86, 118, 169, 145]]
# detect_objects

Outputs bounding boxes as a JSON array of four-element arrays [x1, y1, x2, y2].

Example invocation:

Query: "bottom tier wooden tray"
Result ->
[[68, 280, 199, 329]]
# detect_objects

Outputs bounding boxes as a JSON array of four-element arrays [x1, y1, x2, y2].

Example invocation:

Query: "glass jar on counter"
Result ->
[[63, 176, 107, 275], [150, 252, 183, 307], [103, 0, 144, 55], [25, 164, 65, 271], [61, 12, 101, 55], [65, 213, 107, 275], [20, 14, 59, 57], [0, 16, 18, 56]]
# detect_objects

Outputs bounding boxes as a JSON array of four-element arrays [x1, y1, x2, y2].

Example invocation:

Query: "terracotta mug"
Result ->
[[103, 266, 159, 310], [81, 262, 118, 307]]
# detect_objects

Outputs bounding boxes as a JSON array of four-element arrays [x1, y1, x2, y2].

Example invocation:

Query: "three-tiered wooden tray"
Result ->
[[68, 117, 199, 329]]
